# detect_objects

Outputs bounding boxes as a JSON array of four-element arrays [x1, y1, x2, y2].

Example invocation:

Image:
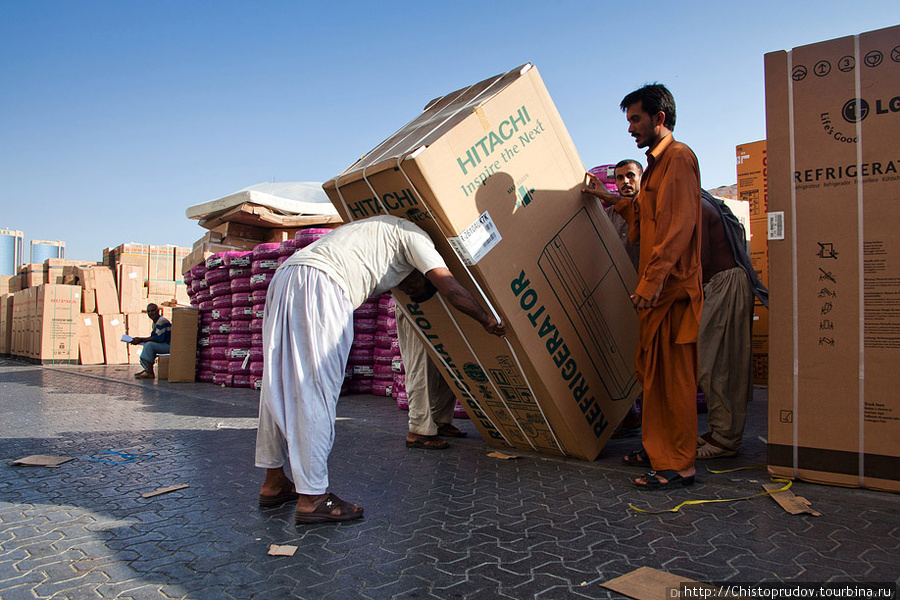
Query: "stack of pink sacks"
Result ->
[[372, 294, 398, 397], [344, 296, 378, 395]]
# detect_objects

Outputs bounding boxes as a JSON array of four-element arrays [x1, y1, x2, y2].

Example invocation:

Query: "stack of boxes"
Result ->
[[0, 244, 193, 365]]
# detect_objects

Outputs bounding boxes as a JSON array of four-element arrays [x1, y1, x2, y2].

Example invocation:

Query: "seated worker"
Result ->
[[129, 303, 171, 379], [396, 312, 466, 450]]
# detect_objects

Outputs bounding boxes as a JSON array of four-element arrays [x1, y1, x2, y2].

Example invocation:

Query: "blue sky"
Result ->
[[2, 1, 898, 262]]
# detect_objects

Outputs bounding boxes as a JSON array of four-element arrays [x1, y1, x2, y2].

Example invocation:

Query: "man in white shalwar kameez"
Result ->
[[255, 215, 506, 523]]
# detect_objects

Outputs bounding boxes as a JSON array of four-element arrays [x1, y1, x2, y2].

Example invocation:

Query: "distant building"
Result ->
[[0, 229, 24, 276], [30, 239, 65, 264]]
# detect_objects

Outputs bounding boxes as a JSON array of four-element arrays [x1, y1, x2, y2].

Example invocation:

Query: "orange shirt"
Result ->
[[615, 133, 703, 344]]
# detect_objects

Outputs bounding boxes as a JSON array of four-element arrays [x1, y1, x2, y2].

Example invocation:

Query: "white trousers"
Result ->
[[254, 266, 354, 495], [396, 311, 456, 436]]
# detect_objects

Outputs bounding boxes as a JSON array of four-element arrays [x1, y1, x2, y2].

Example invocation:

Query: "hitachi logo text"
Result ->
[[456, 107, 531, 175]]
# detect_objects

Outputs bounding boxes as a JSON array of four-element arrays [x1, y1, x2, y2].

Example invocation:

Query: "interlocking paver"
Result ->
[[2, 360, 899, 599]]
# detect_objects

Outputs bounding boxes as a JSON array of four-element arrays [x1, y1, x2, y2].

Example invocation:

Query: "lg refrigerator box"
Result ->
[[765, 25, 900, 492], [323, 64, 640, 460], [34, 284, 80, 364], [99, 314, 128, 364], [167, 307, 198, 382], [77, 313, 105, 365]]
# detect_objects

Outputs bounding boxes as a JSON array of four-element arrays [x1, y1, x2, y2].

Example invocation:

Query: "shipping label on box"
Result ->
[[765, 25, 900, 492], [324, 64, 640, 460]]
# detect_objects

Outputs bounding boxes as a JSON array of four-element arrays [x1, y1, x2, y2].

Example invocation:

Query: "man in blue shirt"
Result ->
[[129, 303, 171, 379]]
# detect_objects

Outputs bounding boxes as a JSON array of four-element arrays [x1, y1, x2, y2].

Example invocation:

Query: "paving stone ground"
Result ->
[[1, 359, 898, 599]]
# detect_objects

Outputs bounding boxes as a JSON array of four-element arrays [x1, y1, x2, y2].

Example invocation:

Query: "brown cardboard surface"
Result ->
[[141, 483, 188, 498], [12, 455, 74, 467], [0, 294, 12, 355], [324, 64, 640, 460], [34, 285, 80, 363], [167, 307, 198, 382], [126, 313, 151, 365], [173, 247, 190, 283], [602, 566, 710, 600], [117, 264, 144, 314], [765, 25, 900, 492], [148, 245, 175, 281], [147, 281, 177, 297], [77, 313, 105, 365], [157, 354, 170, 379], [0, 275, 12, 296], [79, 267, 119, 315], [100, 314, 128, 365], [736, 140, 767, 218]]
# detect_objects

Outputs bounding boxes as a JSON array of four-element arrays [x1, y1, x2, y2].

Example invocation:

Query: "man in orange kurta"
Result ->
[[613, 84, 703, 489]]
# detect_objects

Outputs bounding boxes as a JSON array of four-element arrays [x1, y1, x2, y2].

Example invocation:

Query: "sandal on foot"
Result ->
[[258, 486, 300, 508], [622, 448, 651, 468], [437, 424, 467, 438], [295, 493, 363, 524], [134, 371, 154, 379], [406, 436, 450, 450], [634, 470, 695, 490], [697, 442, 738, 459]]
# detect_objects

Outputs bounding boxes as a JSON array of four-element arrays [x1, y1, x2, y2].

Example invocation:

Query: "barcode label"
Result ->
[[448, 211, 501, 266], [768, 212, 785, 241]]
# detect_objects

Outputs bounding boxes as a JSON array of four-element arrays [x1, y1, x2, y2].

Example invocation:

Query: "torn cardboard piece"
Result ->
[[602, 566, 716, 600], [11, 455, 74, 467], [141, 483, 189, 498], [268, 544, 298, 557], [487, 451, 520, 460], [763, 483, 821, 516]]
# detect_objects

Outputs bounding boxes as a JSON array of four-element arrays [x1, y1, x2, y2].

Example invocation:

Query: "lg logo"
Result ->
[[842, 98, 869, 123]]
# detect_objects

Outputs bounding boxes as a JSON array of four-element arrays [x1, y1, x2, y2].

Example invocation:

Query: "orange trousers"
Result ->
[[636, 296, 698, 472]]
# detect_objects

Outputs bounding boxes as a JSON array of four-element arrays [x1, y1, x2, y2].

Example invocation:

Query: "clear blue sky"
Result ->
[[2, 1, 898, 263]]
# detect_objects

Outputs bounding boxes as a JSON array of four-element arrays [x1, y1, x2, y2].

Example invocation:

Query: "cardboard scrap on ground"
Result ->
[[763, 483, 822, 516], [11, 455, 74, 468], [487, 451, 520, 460], [141, 484, 189, 498], [268, 544, 298, 557], [602, 566, 716, 600]]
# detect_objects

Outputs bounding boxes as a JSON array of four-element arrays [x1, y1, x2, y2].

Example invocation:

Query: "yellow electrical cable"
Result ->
[[628, 478, 792, 514]]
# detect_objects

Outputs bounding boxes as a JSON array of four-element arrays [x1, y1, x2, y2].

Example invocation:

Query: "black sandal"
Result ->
[[622, 448, 651, 468], [634, 470, 695, 490]]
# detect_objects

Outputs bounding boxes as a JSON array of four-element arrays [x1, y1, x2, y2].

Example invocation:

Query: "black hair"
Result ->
[[615, 159, 644, 175], [620, 84, 676, 130]]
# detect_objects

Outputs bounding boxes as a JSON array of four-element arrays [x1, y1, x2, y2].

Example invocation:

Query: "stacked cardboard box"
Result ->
[[736, 140, 769, 386], [765, 25, 900, 492], [8, 284, 81, 364], [323, 64, 640, 460]]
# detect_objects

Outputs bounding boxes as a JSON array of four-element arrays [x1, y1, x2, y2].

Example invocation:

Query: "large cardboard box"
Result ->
[[323, 64, 640, 460], [749, 214, 769, 386], [79, 266, 119, 315], [99, 314, 128, 364], [765, 25, 900, 492], [149, 245, 175, 281], [173, 247, 190, 283], [117, 264, 144, 314], [167, 307, 198, 382], [0, 293, 12, 355], [77, 313, 105, 365], [736, 140, 767, 219], [125, 313, 151, 365], [33, 284, 81, 364]]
